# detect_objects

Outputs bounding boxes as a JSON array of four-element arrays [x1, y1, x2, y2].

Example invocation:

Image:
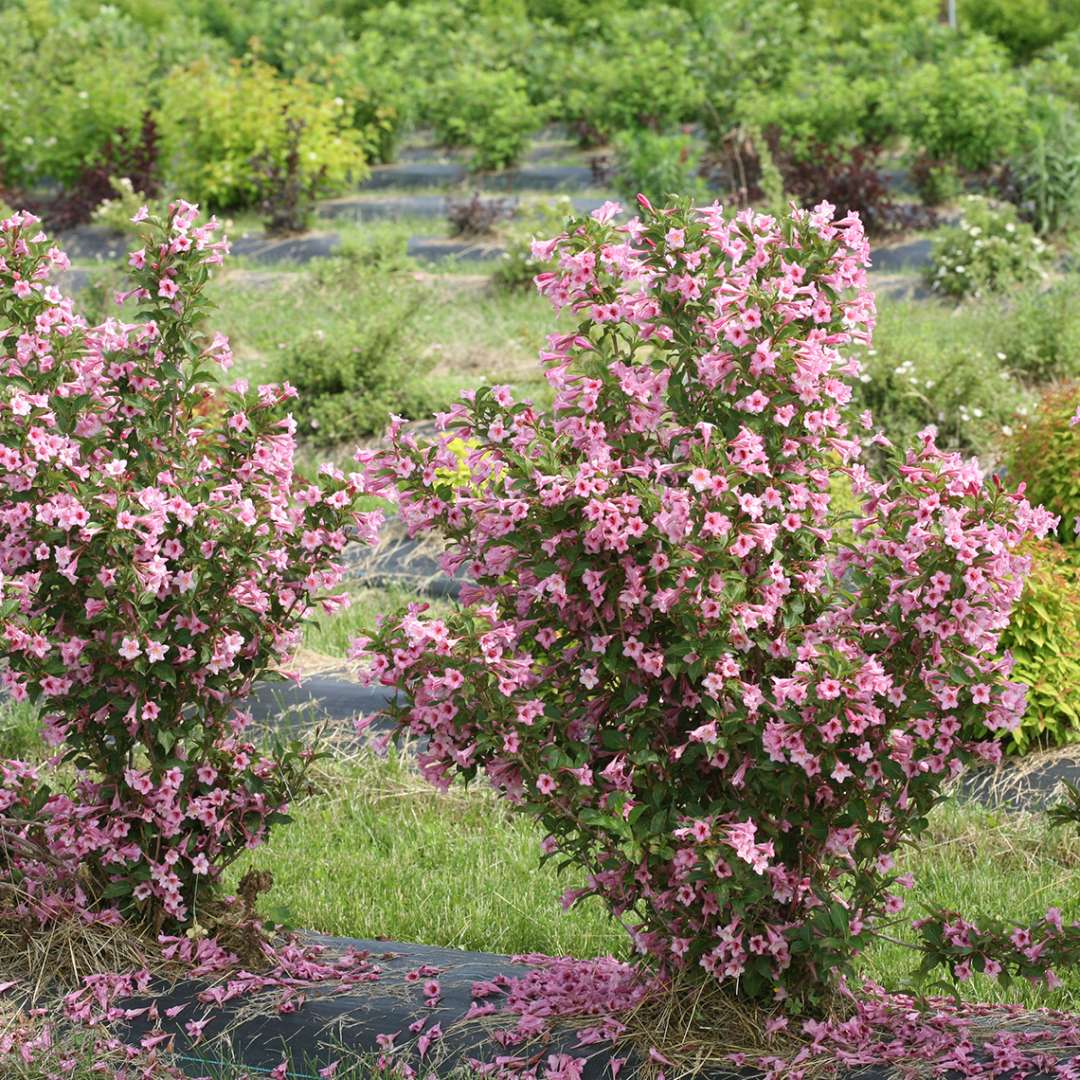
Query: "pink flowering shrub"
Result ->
[[0, 205, 381, 928], [353, 197, 1057, 1006]]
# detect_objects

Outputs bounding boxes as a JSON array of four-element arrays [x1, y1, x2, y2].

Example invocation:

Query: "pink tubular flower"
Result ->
[[146, 641, 169, 663], [119, 637, 142, 661]]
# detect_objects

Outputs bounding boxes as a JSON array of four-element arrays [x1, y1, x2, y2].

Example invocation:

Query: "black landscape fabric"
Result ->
[[112, 935, 1073, 1080]]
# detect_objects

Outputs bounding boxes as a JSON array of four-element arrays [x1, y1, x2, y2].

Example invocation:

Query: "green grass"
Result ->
[[0, 698, 47, 761], [225, 747, 628, 959]]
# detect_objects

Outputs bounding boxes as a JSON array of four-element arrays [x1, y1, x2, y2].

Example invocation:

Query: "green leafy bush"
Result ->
[[1026, 29, 1080, 105], [911, 160, 964, 207], [962, 0, 1080, 63], [927, 196, 1049, 299], [156, 59, 368, 209], [556, 5, 705, 144], [888, 36, 1031, 176], [1005, 382, 1080, 544], [349, 1, 560, 128], [980, 540, 1080, 753], [612, 130, 707, 205], [208, 0, 355, 74], [855, 295, 1036, 457], [428, 66, 542, 171], [277, 252, 435, 443], [0, 4, 163, 189], [697, 0, 806, 141], [334, 50, 407, 165], [741, 62, 892, 159]]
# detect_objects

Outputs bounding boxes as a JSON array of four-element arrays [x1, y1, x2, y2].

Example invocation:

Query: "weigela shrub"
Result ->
[[915, 906, 1080, 991], [927, 196, 1050, 300], [352, 198, 1055, 1006], [0, 204, 381, 928]]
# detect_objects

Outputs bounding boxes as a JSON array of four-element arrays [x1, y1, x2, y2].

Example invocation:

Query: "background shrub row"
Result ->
[[4, 0, 1080, 232]]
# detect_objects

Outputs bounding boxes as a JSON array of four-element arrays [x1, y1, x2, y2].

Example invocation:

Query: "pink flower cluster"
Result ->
[[352, 197, 1056, 1006], [916, 906, 1080, 991], [0, 204, 379, 926]]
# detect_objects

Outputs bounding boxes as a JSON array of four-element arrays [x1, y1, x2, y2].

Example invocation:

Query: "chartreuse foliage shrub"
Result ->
[[1006, 382, 1080, 545], [0, 203, 379, 929], [156, 59, 368, 209], [927, 196, 1049, 299], [833, 474, 1080, 758], [984, 540, 1080, 753], [353, 198, 1062, 1007]]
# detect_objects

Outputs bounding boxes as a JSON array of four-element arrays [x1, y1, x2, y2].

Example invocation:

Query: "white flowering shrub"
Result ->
[[927, 196, 1050, 300]]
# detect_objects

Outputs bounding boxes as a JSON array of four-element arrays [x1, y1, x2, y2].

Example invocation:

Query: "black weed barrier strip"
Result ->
[[358, 164, 596, 192], [110, 936, 1076, 1079], [245, 677, 399, 735], [114, 938, 655, 1080]]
